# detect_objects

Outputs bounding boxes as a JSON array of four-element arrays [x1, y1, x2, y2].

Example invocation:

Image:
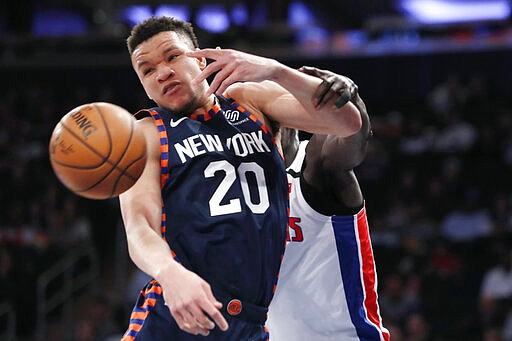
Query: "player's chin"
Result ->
[[158, 99, 185, 113], [161, 94, 192, 112]]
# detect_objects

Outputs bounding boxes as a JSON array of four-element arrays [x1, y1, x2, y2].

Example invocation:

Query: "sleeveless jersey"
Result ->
[[266, 141, 390, 341], [123, 96, 288, 340]]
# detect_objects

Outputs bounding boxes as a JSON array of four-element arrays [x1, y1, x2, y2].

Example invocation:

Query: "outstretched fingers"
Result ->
[[298, 65, 323, 77], [300, 65, 353, 109], [206, 64, 237, 96]]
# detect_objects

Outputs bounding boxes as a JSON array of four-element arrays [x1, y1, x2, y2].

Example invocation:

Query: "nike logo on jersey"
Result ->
[[170, 117, 187, 128]]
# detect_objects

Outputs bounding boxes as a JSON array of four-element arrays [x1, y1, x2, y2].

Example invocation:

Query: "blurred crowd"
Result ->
[[0, 65, 511, 340], [359, 73, 512, 340]]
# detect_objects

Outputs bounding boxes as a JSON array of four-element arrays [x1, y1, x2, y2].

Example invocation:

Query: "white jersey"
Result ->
[[267, 141, 390, 341]]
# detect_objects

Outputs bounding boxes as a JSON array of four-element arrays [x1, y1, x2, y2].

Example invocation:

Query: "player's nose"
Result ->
[[156, 64, 175, 82]]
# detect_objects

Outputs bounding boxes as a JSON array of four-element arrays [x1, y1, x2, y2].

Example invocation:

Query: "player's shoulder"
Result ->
[[133, 107, 165, 120], [225, 82, 280, 134]]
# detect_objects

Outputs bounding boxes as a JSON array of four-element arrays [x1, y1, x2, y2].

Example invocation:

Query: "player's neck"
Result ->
[[190, 94, 217, 116]]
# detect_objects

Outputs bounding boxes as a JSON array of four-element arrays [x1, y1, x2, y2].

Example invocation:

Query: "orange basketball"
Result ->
[[49, 102, 147, 199]]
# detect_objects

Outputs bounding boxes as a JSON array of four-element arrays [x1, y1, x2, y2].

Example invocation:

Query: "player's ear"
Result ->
[[197, 57, 207, 70]]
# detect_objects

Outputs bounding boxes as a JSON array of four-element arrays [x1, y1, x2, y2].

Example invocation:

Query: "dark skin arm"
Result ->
[[298, 67, 371, 215]]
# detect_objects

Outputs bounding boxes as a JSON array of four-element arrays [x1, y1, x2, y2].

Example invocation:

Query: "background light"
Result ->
[[33, 8, 88, 37], [398, 0, 511, 24], [288, 1, 316, 29], [196, 5, 230, 33], [155, 5, 190, 22], [121, 5, 152, 26], [231, 3, 249, 26]]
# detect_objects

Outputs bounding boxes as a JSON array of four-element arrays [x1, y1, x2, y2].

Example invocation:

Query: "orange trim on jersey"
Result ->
[[161, 211, 167, 239], [147, 110, 169, 189], [190, 102, 220, 121], [129, 311, 147, 320], [122, 280, 163, 341], [247, 112, 269, 134]]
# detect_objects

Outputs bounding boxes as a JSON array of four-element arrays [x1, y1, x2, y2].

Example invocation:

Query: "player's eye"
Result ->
[[168, 54, 179, 61], [143, 68, 154, 76]]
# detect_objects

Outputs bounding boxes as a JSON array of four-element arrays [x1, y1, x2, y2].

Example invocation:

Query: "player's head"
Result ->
[[127, 16, 199, 55], [127, 17, 207, 113]]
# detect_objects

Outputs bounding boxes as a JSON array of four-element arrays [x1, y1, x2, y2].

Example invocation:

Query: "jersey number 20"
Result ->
[[204, 160, 270, 216]]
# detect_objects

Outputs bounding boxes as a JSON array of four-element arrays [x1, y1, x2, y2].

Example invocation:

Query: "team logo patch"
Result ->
[[227, 299, 242, 316], [224, 109, 249, 126], [224, 110, 240, 122]]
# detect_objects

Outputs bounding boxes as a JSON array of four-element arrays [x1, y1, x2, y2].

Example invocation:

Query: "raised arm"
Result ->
[[297, 67, 371, 213], [304, 93, 370, 176], [185, 48, 362, 137]]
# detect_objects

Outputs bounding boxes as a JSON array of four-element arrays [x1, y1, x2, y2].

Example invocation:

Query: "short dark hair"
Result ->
[[127, 16, 199, 55]]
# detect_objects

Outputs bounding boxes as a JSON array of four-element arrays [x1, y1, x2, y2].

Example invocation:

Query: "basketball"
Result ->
[[49, 102, 147, 199]]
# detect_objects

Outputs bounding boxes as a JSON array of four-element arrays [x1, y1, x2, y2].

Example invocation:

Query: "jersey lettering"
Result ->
[[287, 217, 304, 242], [226, 131, 271, 156], [174, 131, 271, 163], [174, 134, 224, 163]]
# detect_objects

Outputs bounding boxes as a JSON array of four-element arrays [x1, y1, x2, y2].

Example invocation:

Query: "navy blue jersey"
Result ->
[[123, 96, 288, 340]]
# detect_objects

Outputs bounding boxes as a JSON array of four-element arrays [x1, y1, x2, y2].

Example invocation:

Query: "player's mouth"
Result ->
[[163, 81, 180, 95]]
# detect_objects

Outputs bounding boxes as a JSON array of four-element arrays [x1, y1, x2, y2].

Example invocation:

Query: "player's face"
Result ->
[[131, 31, 207, 113]]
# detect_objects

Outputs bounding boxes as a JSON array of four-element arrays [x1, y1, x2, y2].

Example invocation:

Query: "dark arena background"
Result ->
[[1, 0, 512, 340]]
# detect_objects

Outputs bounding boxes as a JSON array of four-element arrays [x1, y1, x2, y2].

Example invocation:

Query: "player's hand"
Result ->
[[299, 66, 358, 109], [186, 48, 280, 96], [159, 264, 228, 336]]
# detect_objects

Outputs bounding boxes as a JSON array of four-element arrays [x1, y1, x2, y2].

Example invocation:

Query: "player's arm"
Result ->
[[318, 90, 370, 168], [300, 68, 371, 211], [299, 66, 370, 171], [186, 48, 361, 136], [119, 117, 227, 336]]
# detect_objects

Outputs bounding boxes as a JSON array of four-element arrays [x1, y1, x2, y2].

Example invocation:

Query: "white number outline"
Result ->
[[204, 160, 270, 216]]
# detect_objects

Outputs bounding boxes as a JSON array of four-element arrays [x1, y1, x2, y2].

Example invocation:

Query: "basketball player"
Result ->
[[119, 17, 363, 340], [267, 67, 390, 340]]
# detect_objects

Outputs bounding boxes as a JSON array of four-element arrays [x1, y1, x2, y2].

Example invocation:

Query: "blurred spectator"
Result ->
[[426, 238, 460, 279], [402, 201, 437, 255], [503, 312, 512, 341], [490, 194, 512, 235], [399, 114, 436, 155], [433, 112, 477, 153], [427, 75, 467, 117], [405, 312, 430, 341], [47, 196, 92, 250], [480, 248, 512, 329], [484, 326, 505, 341], [74, 292, 122, 341], [378, 272, 422, 328], [440, 188, 493, 242], [0, 248, 15, 303], [385, 323, 404, 341]]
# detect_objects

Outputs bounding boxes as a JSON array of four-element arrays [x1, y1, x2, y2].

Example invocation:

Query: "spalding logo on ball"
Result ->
[[49, 102, 147, 199]]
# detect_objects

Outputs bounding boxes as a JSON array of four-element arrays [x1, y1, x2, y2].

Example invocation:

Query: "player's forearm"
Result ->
[[322, 94, 371, 170], [125, 222, 180, 281], [270, 64, 362, 136]]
